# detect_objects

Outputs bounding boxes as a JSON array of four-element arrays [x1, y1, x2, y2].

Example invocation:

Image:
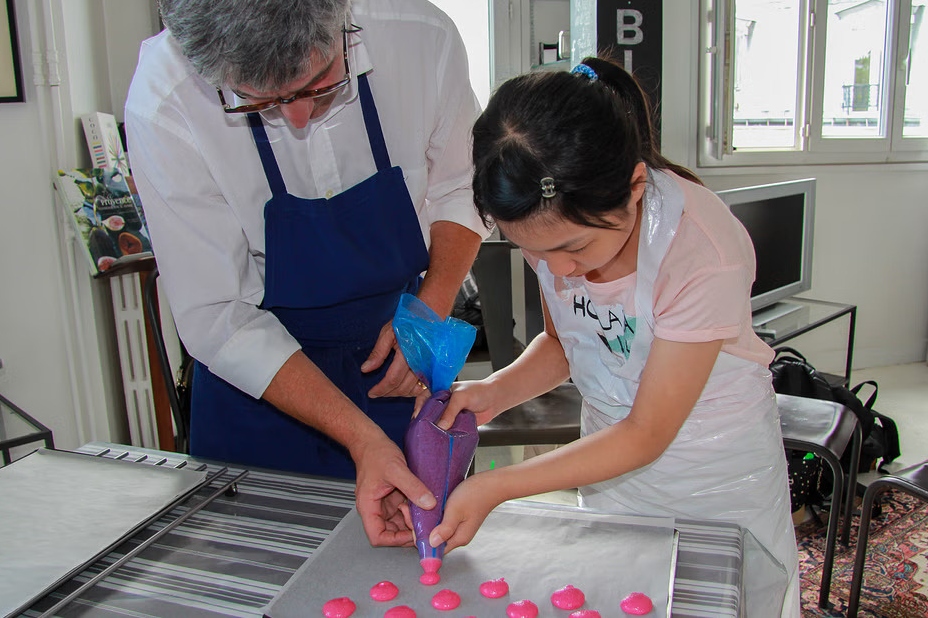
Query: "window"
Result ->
[[700, 0, 927, 165]]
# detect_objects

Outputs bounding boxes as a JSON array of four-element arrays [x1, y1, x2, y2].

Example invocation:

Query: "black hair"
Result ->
[[472, 56, 700, 229]]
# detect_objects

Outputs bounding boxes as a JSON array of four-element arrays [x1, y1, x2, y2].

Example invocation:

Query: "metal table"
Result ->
[[16, 442, 746, 618], [0, 393, 54, 466], [754, 297, 857, 387]]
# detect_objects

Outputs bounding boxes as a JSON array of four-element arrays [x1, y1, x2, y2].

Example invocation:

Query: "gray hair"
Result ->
[[159, 0, 350, 91]]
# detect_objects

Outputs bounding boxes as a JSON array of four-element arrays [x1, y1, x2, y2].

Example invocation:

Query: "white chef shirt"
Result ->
[[125, 0, 489, 398]]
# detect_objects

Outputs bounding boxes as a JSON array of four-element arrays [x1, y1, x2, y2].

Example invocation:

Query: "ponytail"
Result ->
[[577, 57, 701, 186]]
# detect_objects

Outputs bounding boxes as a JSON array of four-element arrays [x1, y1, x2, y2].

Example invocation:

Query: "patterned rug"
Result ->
[[797, 491, 928, 617]]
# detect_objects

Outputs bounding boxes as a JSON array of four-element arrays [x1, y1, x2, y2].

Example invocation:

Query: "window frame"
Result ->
[[699, 0, 928, 167], [891, 0, 926, 152]]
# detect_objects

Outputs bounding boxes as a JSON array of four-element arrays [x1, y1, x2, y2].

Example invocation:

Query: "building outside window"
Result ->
[[700, 0, 927, 166]]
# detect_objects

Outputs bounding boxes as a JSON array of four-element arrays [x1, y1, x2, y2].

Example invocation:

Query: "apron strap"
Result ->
[[247, 112, 288, 197], [357, 73, 392, 171]]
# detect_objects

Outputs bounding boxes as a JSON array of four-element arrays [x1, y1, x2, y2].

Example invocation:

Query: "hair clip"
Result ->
[[540, 177, 557, 199], [571, 63, 599, 82]]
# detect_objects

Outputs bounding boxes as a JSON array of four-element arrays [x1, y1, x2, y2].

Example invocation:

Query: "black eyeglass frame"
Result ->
[[216, 24, 361, 114]]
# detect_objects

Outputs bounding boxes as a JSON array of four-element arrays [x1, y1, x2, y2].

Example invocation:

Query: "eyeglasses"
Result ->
[[217, 24, 361, 114]]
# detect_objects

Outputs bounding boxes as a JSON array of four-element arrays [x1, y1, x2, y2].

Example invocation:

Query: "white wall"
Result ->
[[0, 0, 155, 452], [0, 0, 82, 452]]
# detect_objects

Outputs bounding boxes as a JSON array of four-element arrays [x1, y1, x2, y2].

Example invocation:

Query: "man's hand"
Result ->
[[352, 432, 437, 546], [427, 472, 503, 553], [362, 321, 429, 399]]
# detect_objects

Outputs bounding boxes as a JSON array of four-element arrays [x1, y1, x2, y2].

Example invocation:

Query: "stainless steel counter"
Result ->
[[15, 443, 744, 617]]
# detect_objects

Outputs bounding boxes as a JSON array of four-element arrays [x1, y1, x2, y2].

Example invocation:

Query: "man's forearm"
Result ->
[[416, 221, 482, 318], [262, 350, 386, 457]]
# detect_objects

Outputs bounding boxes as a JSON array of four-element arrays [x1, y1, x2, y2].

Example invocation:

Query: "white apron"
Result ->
[[536, 169, 799, 617]]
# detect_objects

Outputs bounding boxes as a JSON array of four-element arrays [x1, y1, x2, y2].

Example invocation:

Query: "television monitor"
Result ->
[[716, 178, 816, 326]]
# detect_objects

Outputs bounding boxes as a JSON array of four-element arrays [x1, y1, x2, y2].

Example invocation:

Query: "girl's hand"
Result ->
[[428, 472, 503, 553], [435, 379, 500, 429]]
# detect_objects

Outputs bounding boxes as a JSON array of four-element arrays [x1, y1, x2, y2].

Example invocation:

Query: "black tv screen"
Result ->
[[716, 178, 815, 315], [730, 194, 805, 300]]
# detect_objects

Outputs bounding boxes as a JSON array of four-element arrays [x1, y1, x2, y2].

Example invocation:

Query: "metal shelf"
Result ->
[[754, 297, 857, 386]]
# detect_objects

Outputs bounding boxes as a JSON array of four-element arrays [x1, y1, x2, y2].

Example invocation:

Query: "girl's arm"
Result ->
[[438, 296, 571, 427], [430, 336, 724, 551]]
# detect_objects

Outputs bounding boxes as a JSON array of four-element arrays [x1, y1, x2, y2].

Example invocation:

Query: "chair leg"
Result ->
[[841, 424, 862, 545], [818, 455, 845, 609], [847, 482, 888, 617]]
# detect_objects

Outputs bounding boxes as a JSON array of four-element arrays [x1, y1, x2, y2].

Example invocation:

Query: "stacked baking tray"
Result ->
[[0, 448, 209, 618]]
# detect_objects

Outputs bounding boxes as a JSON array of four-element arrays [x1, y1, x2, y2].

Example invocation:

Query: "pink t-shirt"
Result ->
[[655, 177, 774, 366], [533, 173, 774, 368]]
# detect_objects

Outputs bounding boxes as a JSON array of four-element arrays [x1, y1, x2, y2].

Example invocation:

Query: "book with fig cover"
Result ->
[[54, 167, 153, 277]]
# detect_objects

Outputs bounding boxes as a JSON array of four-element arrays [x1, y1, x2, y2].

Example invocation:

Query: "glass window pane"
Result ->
[[903, 1, 927, 138], [732, 0, 802, 150], [821, 0, 889, 138]]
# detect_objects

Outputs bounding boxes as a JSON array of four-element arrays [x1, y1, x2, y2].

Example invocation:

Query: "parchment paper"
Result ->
[[265, 500, 676, 617], [0, 448, 208, 618]]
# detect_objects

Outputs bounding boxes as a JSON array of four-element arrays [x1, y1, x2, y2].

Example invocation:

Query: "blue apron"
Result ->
[[190, 74, 430, 478]]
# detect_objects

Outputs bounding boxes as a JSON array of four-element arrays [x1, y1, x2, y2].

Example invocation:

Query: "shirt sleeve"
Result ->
[[421, 18, 492, 239], [652, 212, 756, 344], [654, 264, 754, 342], [126, 101, 300, 399]]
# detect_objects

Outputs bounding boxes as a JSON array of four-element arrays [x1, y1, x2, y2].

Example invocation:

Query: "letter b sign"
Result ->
[[617, 9, 644, 45]]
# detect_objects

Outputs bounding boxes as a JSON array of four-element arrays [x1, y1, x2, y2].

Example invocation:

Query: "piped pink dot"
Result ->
[[506, 599, 539, 618], [479, 577, 510, 598], [431, 589, 461, 611], [550, 584, 586, 610], [383, 606, 417, 618], [620, 592, 654, 615], [419, 572, 440, 586], [322, 596, 356, 618], [570, 611, 602, 618], [369, 580, 399, 602], [419, 558, 442, 586]]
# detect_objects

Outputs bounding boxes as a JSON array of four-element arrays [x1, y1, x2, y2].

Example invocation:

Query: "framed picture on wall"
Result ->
[[0, 0, 24, 103]]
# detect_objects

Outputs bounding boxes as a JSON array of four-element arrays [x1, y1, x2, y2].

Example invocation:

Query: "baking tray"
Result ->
[[0, 448, 209, 618], [265, 500, 677, 617]]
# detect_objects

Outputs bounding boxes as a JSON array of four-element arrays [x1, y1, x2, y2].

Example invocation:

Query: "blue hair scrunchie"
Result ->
[[571, 63, 599, 82]]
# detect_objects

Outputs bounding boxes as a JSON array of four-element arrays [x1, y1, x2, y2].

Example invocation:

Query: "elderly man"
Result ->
[[125, 0, 487, 545]]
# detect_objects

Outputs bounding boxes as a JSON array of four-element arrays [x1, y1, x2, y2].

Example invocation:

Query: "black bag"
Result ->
[[841, 380, 901, 473], [770, 347, 901, 513], [769, 346, 834, 401], [771, 347, 900, 472]]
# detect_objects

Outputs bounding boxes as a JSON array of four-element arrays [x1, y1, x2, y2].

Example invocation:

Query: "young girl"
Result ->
[[430, 57, 800, 616]]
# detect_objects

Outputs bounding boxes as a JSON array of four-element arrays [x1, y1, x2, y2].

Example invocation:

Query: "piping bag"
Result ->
[[392, 293, 479, 584]]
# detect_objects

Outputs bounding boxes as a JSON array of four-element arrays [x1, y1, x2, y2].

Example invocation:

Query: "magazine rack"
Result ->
[[98, 258, 177, 452]]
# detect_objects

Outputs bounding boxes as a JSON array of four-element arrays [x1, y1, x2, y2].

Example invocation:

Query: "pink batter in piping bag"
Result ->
[[404, 390, 478, 580]]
